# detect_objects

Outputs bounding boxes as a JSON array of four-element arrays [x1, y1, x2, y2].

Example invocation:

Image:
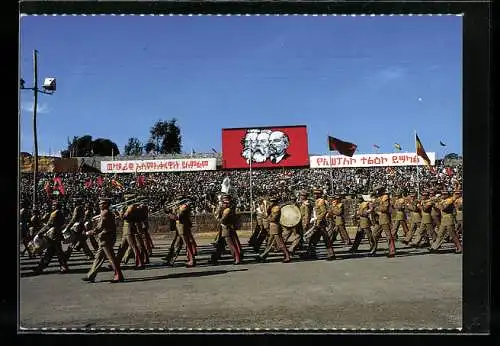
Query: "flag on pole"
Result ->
[[211, 148, 218, 154], [394, 143, 402, 151], [440, 141, 447, 147], [53, 177, 65, 195], [373, 144, 380, 149], [44, 180, 52, 196], [328, 136, 357, 157], [415, 133, 431, 165]]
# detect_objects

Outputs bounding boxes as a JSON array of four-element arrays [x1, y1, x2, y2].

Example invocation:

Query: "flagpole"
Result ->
[[329, 150, 334, 194], [249, 144, 253, 233], [415, 130, 420, 199]]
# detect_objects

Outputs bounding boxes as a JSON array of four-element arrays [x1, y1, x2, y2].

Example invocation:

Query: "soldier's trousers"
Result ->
[[286, 227, 303, 254], [38, 239, 68, 271], [87, 242, 123, 281], [88, 234, 99, 251], [212, 231, 241, 264], [252, 228, 269, 252], [350, 227, 374, 252], [409, 223, 433, 247], [306, 227, 335, 259], [371, 224, 396, 256], [431, 224, 462, 252], [403, 221, 420, 243], [260, 233, 290, 261], [249, 223, 263, 246], [332, 224, 351, 245], [164, 232, 183, 264], [392, 220, 409, 238], [67, 232, 94, 260], [115, 232, 144, 268], [123, 231, 150, 264]]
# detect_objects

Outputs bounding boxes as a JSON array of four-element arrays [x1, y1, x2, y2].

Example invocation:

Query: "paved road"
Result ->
[[19, 234, 462, 331]]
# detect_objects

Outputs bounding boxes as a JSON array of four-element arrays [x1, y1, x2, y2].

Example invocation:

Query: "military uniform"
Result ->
[[304, 189, 335, 260], [20, 206, 33, 257], [83, 198, 124, 283], [251, 198, 271, 252], [115, 194, 145, 269], [123, 202, 151, 265], [285, 191, 310, 255], [84, 203, 99, 251], [248, 198, 264, 249], [211, 195, 242, 264], [391, 192, 410, 238], [402, 193, 423, 245], [409, 192, 434, 247], [162, 205, 184, 264], [168, 196, 197, 267], [330, 196, 351, 245], [258, 197, 291, 262], [430, 191, 442, 234], [370, 187, 396, 257], [64, 202, 95, 261], [349, 197, 375, 253], [453, 190, 463, 238], [33, 201, 69, 274], [430, 190, 463, 253]]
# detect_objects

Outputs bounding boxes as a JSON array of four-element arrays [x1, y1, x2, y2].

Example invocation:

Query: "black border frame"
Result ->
[[10, 0, 493, 340]]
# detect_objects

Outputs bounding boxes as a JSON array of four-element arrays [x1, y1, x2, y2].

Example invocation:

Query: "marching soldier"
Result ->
[[84, 202, 99, 251], [257, 196, 291, 263], [303, 188, 335, 261], [370, 186, 396, 257], [115, 194, 145, 269], [391, 191, 410, 239], [122, 198, 151, 264], [20, 202, 33, 258], [162, 204, 183, 265], [33, 200, 69, 274], [349, 195, 375, 253], [248, 197, 264, 249], [430, 189, 463, 253], [285, 190, 310, 255], [430, 190, 442, 235], [402, 192, 423, 245], [64, 198, 95, 261], [329, 194, 351, 246], [82, 198, 124, 283], [453, 189, 463, 239], [251, 197, 271, 252], [29, 209, 43, 258], [138, 197, 154, 255], [409, 191, 433, 247], [210, 194, 242, 265]]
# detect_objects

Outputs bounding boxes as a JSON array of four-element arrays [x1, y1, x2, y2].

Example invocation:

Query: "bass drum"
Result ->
[[28, 234, 48, 255], [62, 225, 77, 244], [280, 204, 301, 228]]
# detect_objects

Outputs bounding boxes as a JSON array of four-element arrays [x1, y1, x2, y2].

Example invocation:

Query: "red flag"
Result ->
[[136, 175, 145, 187], [96, 176, 103, 187], [84, 178, 93, 189], [328, 136, 357, 157], [53, 177, 65, 195], [415, 133, 431, 165], [44, 181, 52, 196]]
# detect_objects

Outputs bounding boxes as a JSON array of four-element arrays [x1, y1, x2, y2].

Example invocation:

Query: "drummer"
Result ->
[[257, 196, 291, 263], [33, 200, 69, 274], [64, 197, 95, 261]]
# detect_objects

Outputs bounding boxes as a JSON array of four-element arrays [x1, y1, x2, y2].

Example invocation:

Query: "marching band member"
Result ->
[[409, 191, 434, 248], [115, 194, 145, 269], [83, 198, 124, 283], [210, 194, 242, 265], [391, 191, 410, 239], [430, 189, 462, 253], [257, 196, 291, 263], [453, 188, 463, 239], [349, 195, 375, 253], [370, 186, 396, 257], [402, 192, 424, 246], [64, 197, 95, 261], [329, 193, 351, 246]]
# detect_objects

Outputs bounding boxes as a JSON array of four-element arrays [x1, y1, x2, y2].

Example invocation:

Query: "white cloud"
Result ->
[[365, 66, 407, 88], [21, 102, 51, 114]]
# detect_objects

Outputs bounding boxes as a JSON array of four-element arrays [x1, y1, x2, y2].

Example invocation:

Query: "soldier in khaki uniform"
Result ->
[[303, 189, 335, 260], [123, 199, 151, 264], [257, 197, 291, 263], [349, 196, 375, 253], [248, 197, 264, 250], [83, 198, 124, 283], [402, 192, 423, 245], [286, 190, 310, 255], [430, 190, 442, 235], [84, 202, 99, 251], [64, 198, 95, 261], [329, 194, 351, 246], [115, 194, 145, 269], [453, 189, 463, 239], [33, 200, 69, 274], [370, 186, 396, 257], [391, 191, 410, 239], [210, 194, 242, 265], [409, 191, 433, 247], [430, 190, 463, 253], [20, 203, 33, 258], [173, 196, 197, 267], [251, 197, 271, 252], [162, 204, 183, 264]]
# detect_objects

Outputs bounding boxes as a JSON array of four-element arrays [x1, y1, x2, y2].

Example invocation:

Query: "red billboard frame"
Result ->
[[221, 125, 309, 169]]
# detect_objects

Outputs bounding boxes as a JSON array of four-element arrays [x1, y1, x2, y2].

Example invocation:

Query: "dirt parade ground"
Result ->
[[19, 232, 462, 331]]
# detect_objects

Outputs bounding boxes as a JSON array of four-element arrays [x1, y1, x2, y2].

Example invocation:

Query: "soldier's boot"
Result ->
[[349, 230, 365, 253]]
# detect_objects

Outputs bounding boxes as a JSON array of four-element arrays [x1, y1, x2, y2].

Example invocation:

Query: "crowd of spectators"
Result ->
[[20, 160, 462, 219]]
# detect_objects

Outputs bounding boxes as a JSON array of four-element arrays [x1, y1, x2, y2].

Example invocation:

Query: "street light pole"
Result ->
[[32, 50, 39, 211]]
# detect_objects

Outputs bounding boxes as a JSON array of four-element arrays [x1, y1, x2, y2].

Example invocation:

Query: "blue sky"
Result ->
[[19, 15, 462, 158]]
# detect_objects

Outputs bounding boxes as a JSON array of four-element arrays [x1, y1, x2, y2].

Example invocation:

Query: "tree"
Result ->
[[444, 153, 459, 160], [148, 118, 182, 154], [61, 135, 120, 157], [124, 137, 143, 156], [144, 141, 156, 154]]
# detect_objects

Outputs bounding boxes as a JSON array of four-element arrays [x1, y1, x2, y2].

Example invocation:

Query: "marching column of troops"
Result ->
[[19, 184, 463, 283]]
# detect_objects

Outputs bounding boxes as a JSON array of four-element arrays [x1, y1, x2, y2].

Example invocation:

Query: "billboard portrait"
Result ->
[[222, 125, 309, 169]]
